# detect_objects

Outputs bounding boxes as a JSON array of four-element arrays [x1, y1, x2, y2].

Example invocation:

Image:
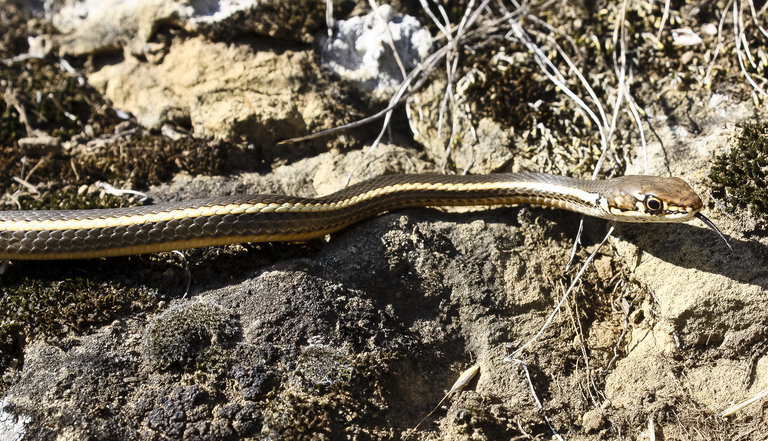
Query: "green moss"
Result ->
[[709, 123, 768, 217], [0, 62, 114, 142], [0, 275, 159, 388], [0, 98, 25, 145], [17, 189, 128, 210], [1, 278, 152, 333], [290, 344, 356, 395], [261, 346, 396, 439], [0, 34, 247, 202], [0, 134, 246, 208], [75, 135, 236, 189], [142, 301, 239, 371]]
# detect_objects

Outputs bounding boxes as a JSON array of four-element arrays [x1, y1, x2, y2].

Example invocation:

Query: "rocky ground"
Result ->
[[1, 0, 768, 440]]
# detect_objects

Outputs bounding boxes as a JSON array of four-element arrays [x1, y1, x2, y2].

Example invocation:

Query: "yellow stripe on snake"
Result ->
[[0, 173, 727, 260]]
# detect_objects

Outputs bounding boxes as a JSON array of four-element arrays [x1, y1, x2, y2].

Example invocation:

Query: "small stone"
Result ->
[[582, 408, 604, 433]]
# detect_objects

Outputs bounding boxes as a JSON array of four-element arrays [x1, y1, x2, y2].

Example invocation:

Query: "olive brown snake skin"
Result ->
[[0, 172, 727, 260]]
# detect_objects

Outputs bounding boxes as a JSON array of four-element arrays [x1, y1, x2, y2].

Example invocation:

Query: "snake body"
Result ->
[[0, 173, 706, 260]]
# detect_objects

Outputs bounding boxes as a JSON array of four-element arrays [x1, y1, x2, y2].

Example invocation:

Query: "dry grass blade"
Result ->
[[505, 20, 609, 165], [368, 0, 408, 79], [623, 71, 648, 173], [346, 0, 500, 183], [720, 387, 768, 417], [324, 0, 334, 37], [610, 0, 647, 173], [278, 46, 442, 146], [412, 363, 480, 431], [656, 0, 671, 40], [283, 1, 522, 152], [505, 226, 615, 359], [733, 0, 768, 100], [704, 0, 734, 87], [527, 15, 611, 142], [603, 297, 630, 374], [506, 358, 564, 440], [505, 9, 618, 271], [648, 416, 657, 441], [11, 177, 39, 194], [747, 0, 768, 38], [418, 0, 493, 170], [606, 0, 628, 158]]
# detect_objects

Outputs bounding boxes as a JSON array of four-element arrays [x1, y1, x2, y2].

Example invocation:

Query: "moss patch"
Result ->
[[0, 272, 159, 388], [16, 189, 129, 210], [262, 345, 394, 439], [0, 133, 250, 210], [0, 5, 257, 209], [142, 301, 240, 371], [709, 123, 768, 220]]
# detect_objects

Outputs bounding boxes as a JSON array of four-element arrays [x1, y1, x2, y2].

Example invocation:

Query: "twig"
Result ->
[[506, 358, 564, 441], [368, 0, 408, 79], [720, 387, 768, 417], [505, 226, 615, 359], [656, 0, 671, 40], [12, 176, 39, 194]]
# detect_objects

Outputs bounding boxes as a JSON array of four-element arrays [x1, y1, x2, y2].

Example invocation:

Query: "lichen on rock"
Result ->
[[142, 301, 239, 370]]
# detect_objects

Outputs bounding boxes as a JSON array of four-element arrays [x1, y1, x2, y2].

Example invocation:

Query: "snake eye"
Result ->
[[644, 195, 663, 213]]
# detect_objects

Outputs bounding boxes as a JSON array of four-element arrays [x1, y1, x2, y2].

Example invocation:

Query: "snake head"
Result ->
[[602, 175, 703, 223], [604, 175, 731, 250]]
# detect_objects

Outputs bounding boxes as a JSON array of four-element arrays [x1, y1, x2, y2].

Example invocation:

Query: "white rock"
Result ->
[[671, 28, 703, 46], [0, 397, 31, 441], [321, 5, 432, 98], [181, 0, 259, 24]]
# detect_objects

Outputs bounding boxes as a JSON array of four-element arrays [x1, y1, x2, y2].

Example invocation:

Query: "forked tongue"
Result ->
[[695, 212, 732, 251]]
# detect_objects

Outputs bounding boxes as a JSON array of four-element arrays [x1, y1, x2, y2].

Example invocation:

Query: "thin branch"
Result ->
[[507, 358, 565, 441], [656, 0, 671, 40], [506, 226, 615, 359]]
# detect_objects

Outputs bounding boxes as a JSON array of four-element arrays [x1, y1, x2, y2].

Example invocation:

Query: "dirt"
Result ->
[[1, 1, 768, 440]]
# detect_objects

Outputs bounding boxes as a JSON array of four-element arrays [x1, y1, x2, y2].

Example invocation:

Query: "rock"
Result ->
[[0, 397, 31, 441], [44, 0, 181, 56], [410, 79, 515, 173], [605, 97, 765, 415], [582, 408, 604, 433], [87, 38, 317, 145], [185, 0, 327, 44], [37, 0, 326, 56], [4, 2, 768, 440], [321, 4, 432, 98]]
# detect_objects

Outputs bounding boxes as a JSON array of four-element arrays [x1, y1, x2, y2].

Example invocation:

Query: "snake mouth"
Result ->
[[695, 212, 732, 250]]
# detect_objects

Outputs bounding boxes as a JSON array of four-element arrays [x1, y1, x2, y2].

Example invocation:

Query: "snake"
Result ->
[[0, 172, 727, 260]]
